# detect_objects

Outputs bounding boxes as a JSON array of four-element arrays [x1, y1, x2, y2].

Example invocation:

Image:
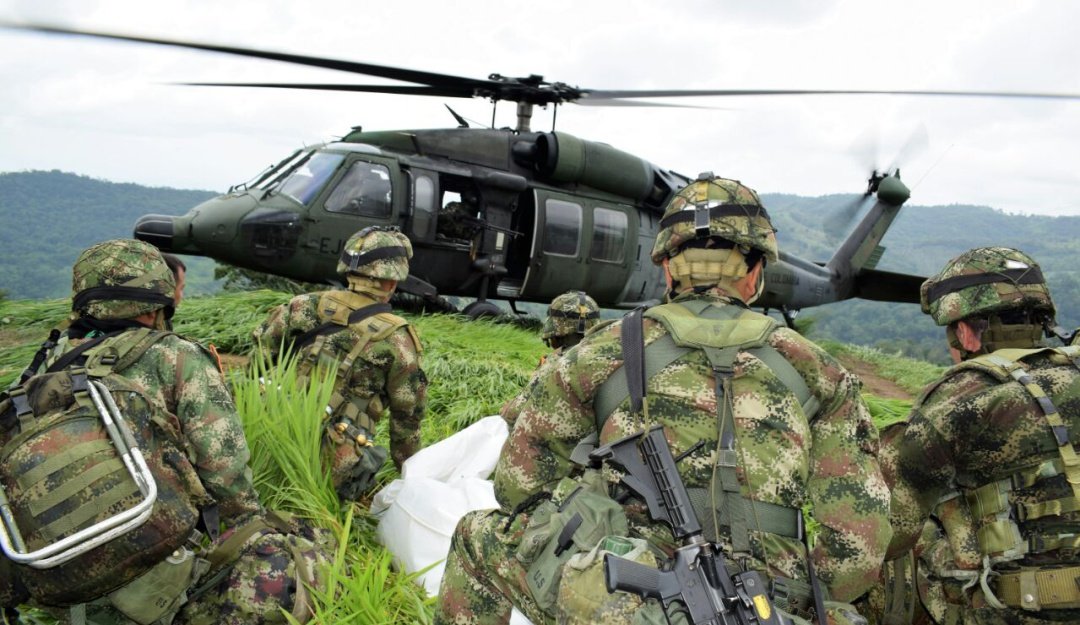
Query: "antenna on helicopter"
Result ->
[[444, 104, 469, 128]]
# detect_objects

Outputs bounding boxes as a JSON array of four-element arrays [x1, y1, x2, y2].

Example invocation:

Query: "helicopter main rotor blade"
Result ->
[[7, 21, 1080, 104], [584, 88, 1080, 101], [178, 82, 476, 98], [572, 99, 717, 109], [2, 21, 496, 92]]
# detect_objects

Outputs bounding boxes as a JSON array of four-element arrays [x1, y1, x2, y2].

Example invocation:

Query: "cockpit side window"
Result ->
[[278, 152, 345, 206], [325, 161, 393, 217]]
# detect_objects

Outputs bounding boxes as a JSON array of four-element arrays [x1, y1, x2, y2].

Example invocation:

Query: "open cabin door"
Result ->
[[520, 189, 637, 304]]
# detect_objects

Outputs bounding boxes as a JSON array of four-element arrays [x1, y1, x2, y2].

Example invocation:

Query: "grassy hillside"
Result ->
[[1, 291, 938, 622]]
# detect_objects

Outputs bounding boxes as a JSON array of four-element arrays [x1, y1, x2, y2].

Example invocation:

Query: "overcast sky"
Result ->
[[1, 0, 1077, 216]]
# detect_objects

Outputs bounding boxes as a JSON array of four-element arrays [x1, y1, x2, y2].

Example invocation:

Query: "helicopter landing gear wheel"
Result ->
[[463, 301, 501, 319]]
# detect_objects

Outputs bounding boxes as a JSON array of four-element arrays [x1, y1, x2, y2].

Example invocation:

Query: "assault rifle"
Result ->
[[589, 426, 790, 625]]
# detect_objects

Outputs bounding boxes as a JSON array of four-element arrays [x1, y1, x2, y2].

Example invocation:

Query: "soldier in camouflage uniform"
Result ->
[[889, 247, 1080, 624], [2, 239, 330, 625], [860, 421, 975, 625], [253, 226, 426, 499], [436, 174, 891, 625], [501, 291, 600, 427]]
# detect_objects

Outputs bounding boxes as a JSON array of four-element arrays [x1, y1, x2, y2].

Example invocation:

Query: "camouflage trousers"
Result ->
[[38, 518, 333, 625], [435, 508, 550, 625]]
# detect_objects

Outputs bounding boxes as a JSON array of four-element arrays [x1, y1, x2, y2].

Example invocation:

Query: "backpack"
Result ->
[[0, 328, 210, 606]]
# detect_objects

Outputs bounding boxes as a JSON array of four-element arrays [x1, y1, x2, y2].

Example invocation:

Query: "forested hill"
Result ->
[[2, 170, 1078, 362], [762, 193, 1080, 361], [0, 170, 217, 299]]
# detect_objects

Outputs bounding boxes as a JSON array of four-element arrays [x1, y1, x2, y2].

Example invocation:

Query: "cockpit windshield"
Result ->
[[275, 152, 345, 206]]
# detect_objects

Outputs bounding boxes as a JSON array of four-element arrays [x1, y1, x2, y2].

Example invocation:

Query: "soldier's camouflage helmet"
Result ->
[[920, 246, 1055, 326], [71, 239, 176, 320], [650, 173, 778, 265], [336, 226, 413, 281], [541, 291, 600, 341]]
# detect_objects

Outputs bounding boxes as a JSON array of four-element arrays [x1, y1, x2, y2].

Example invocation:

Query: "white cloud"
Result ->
[[0, 0, 1076, 214]]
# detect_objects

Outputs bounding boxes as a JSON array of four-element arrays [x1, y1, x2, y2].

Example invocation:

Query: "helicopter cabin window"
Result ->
[[278, 152, 345, 206], [324, 161, 393, 217], [410, 174, 436, 239], [543, 199, 582, 257], [591, 208, 627, 262]]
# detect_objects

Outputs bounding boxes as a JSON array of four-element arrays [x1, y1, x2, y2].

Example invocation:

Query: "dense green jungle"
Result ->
[[2, 170, 1079, 364]]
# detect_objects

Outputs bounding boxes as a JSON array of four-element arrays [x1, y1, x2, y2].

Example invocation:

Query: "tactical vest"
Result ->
[[293, 290, 420, 436], [0, 328, 210, 607], [589, 298, 830, 620], [592, 299, 817, 550], [935, 346, 1080, 611]]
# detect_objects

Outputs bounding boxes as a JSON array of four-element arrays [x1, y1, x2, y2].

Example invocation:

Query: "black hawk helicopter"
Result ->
[[7, 23, 1079, 321]]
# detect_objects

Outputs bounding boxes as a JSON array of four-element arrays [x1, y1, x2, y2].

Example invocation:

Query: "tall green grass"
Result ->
[[0, 291, 934, 623], [234, 353, 433, 624]]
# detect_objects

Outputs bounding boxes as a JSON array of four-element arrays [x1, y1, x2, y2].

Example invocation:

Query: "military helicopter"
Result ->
[[7, 23, 1079, 322]]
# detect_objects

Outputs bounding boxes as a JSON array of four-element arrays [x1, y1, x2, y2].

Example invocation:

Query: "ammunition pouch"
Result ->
[[516, 471, 628, 613], [556, 535, 666, 625], [994, 565, 1080, 611], [106, 543, 208, 625]]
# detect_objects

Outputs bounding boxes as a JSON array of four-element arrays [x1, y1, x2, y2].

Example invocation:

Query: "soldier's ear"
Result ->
[[662, 258, 673, 291], [955, 320, 984, 353]]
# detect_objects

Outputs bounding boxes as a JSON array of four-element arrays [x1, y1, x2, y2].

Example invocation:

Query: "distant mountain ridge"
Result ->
[[3, 170, 1078, 362], [0, 170, 217, 298]]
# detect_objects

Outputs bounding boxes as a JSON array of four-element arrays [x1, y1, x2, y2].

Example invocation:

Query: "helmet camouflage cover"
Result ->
[[71, 239, 176, 320], [650, 174, 778, 266], [920, 246, 1055, 326], [541, 291, 601, 340], [336, 226, 413, 280]]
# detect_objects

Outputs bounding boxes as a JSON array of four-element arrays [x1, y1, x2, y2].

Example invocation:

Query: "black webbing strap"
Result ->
[[548, 309, 600, 320], [199, 504, 221, 542], [925, 267, 1045, 305], [659, 204, 772, 229], [44, 332, 121, 374], [18, 328, 61, 385], [340, 246, 408, 272], [798, 512, 829, 625], [71, 286, 175, 314], [621, 307, 647, 415], [289, 302, 393, 353]]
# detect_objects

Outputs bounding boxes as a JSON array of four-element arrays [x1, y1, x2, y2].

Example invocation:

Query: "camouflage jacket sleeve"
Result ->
[[888, 371, 995, 555], [500, 352, 558, 430], [494, 324, 624, 510], [359, 325, 427, 469], [251, 294, 320, 356], [770, 328, 892, 601], [147, 336, 263, 524]]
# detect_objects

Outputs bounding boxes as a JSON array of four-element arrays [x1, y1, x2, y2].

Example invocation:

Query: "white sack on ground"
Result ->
[[370, 415, 508, 595]]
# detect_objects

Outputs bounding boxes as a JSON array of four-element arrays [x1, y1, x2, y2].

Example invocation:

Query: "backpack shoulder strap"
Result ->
[[594, 301, 788, 429], [291, 302, 393, 353]]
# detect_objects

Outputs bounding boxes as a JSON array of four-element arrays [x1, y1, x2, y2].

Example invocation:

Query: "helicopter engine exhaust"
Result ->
[[527, 132, 682, 210]]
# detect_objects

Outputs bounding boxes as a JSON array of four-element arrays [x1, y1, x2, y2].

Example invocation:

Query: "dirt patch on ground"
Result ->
[[835, 354, 912, 400], [218, 353, 250, 371]]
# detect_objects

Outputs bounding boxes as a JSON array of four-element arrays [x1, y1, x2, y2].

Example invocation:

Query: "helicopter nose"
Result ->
[[134, 214, 177, 251]]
